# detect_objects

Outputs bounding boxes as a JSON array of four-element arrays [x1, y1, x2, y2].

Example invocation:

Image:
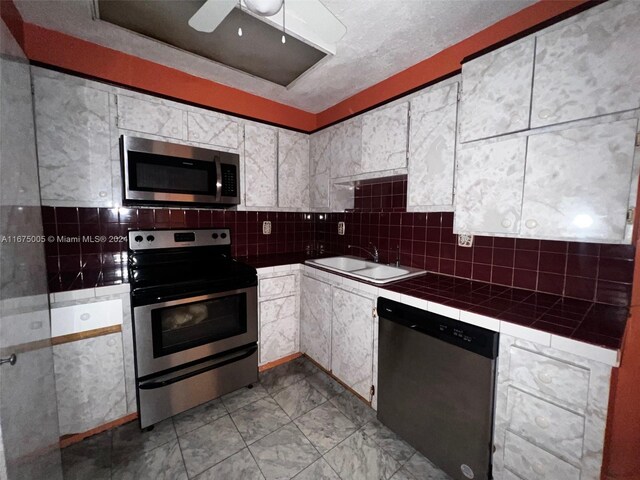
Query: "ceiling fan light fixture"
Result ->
[[244, 0, 284, 16]]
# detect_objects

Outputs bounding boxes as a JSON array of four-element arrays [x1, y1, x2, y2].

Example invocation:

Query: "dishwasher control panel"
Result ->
[[378, 297, 499, 359]]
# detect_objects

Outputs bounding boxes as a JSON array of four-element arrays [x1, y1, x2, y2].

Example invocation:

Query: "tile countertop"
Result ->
[[47, 252, 629, 363]]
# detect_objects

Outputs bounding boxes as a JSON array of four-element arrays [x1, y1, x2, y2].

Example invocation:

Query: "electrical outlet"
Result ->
[[458, 234, 473, 247], [262, 221, 272, 235], [338, 222, 345, 235]]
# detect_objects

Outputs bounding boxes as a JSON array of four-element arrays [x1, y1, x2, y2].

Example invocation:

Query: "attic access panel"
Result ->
[[97, 0, 327, 86]]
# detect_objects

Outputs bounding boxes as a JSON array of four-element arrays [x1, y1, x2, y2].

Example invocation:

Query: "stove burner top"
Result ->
[[128, 228, 257, 304]]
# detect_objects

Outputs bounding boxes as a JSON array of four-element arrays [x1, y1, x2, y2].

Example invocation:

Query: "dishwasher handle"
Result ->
[[377, 297, 499, 360]]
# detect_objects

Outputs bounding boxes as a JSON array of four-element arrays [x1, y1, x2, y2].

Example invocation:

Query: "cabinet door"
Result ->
[[408, 82, 458, 210], [455, 137, 527, 235], [53, 333, 126, 435], [331, 287, 374, 399], [459, 38, 534, 143], [521, 118, 637, 242], [300, 275, 332, 369], [361, 102, 409, 173], [33, 75, 112, 206], [309, 129, 331, 209], [278, 130, 310, 209], [331, 118, 362, 178], [259, 295, 298, 365], [117, 95, 183, 139], [244, 124, 277, 207], [186, 111, 239, 149], [531, 2, 640, 128]]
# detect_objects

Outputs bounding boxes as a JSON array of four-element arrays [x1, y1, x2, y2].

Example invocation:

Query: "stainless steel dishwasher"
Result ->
[[377, 297, 499, 480]]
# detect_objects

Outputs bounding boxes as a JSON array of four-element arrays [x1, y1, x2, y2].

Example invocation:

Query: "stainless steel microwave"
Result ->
[[121, 135, 240, 207]]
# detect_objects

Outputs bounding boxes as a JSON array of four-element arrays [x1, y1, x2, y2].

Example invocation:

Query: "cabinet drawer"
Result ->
[[507, 387, 585, 460], [504, 431, 580, 480], [509, 346, 589, 411], [259, 275, 297, 298]]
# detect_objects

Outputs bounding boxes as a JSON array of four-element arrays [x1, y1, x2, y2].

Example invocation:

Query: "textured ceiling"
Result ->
[[15, 0, 537, 112]]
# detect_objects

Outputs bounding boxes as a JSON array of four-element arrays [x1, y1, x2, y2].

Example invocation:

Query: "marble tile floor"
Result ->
[[62, 356, 451, 480]]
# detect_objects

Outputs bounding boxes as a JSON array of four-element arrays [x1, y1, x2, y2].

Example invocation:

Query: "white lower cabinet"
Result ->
[[53, 333, 127, 435], [259, 295, 298, 364], [300, 275, 333, 370], [257, 270, 300, 365], [493, 335, 612, 480], [331, 286, 375, 400]]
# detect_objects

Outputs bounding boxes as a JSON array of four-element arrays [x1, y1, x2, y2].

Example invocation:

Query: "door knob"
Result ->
[[0, 354, 17, 366]]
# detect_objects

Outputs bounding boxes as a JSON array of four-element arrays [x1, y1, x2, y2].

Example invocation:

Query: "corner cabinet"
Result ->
[[361, 102, 409, 173], [278, 130, 310, 210], [458, 38, 535, 144], [244, 123, 278, 208], [492, 335, 612, 480], [531, 1, 640, 128], [300, 275, 333, 369], [407, 82, 459, 211], [331, 286, 375, 399], [32, 73, 113, 207]]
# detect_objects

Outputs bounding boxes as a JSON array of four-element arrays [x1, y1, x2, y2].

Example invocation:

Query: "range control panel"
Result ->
[[128, 228, 230, 251]]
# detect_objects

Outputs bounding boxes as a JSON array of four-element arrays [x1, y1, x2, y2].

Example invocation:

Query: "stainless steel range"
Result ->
[[128, 228, 258, 428]]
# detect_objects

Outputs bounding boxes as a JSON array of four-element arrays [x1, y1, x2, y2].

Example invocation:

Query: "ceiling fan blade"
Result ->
[[188, 0, 237, 33]]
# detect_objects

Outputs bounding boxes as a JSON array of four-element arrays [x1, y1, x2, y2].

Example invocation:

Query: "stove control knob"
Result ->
[[220, 232, 227, 239], [134, 235, 143, 243], [146, 235, 155, 242], [212, 233, 219, 239]]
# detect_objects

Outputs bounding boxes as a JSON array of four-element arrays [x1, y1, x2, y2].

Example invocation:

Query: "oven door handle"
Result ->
[[138, 345, 257, 390]]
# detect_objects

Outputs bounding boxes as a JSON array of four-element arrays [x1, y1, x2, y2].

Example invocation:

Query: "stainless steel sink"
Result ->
[[305, 256, 426, 285]]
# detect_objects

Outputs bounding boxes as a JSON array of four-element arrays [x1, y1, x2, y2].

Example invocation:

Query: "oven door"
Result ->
[[133, 286, 257, 378]]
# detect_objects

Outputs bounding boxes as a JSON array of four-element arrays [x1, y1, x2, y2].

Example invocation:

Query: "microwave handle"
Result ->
[[215, 157, 222, 202]]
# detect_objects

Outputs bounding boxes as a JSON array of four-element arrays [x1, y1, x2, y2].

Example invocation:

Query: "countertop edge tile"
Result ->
[[550, 335, 620, 367], [427, 301, 461, 320], [500, 321, 552, 347], [459, 310, 501, 333]]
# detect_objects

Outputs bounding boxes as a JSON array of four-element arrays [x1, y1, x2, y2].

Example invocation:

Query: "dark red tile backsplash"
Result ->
[[42, 175, 635, 307]]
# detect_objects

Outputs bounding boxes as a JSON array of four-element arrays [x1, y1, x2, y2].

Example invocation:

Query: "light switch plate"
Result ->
[[338, 222, 345, 235], [458, 234, 473, 247], [262, 221, 272, 235]]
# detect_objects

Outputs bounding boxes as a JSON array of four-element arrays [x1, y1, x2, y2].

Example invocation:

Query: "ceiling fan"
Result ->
[[188, 0, 346, 55]]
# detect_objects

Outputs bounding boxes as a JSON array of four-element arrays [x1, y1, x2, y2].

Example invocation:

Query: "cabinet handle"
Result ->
[[532, 462, 545, 475], [535, 416, 550, 429], [525, 219, 538, 229], [537, 371, 553, 384], [80, 313, 91, 321], [539, 109, 552, 119], [99, 191, 107, 198], [192, 132, 199, 139], [501, 219, 512, 228]]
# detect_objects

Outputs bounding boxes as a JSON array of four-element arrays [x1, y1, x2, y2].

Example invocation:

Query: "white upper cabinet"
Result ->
[[459, 38, 535, 143], [521, 118, 638, 242], [33, 74, 113, 207], [116, 95, 184, 139], [244, 124, 278, 207], [455, 136, 527, 235], [331, 117, 362, 178], [278, 130, 310, 210], [407, 82, 459, 211], [531, 2, 640, 128], [309, 129, 332, 209], [361, 102, 409, 173], [186, 111, 239, 149]]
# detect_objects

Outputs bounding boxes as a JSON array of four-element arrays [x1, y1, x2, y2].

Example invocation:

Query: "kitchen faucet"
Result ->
[[348, 243, 379, 263]]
